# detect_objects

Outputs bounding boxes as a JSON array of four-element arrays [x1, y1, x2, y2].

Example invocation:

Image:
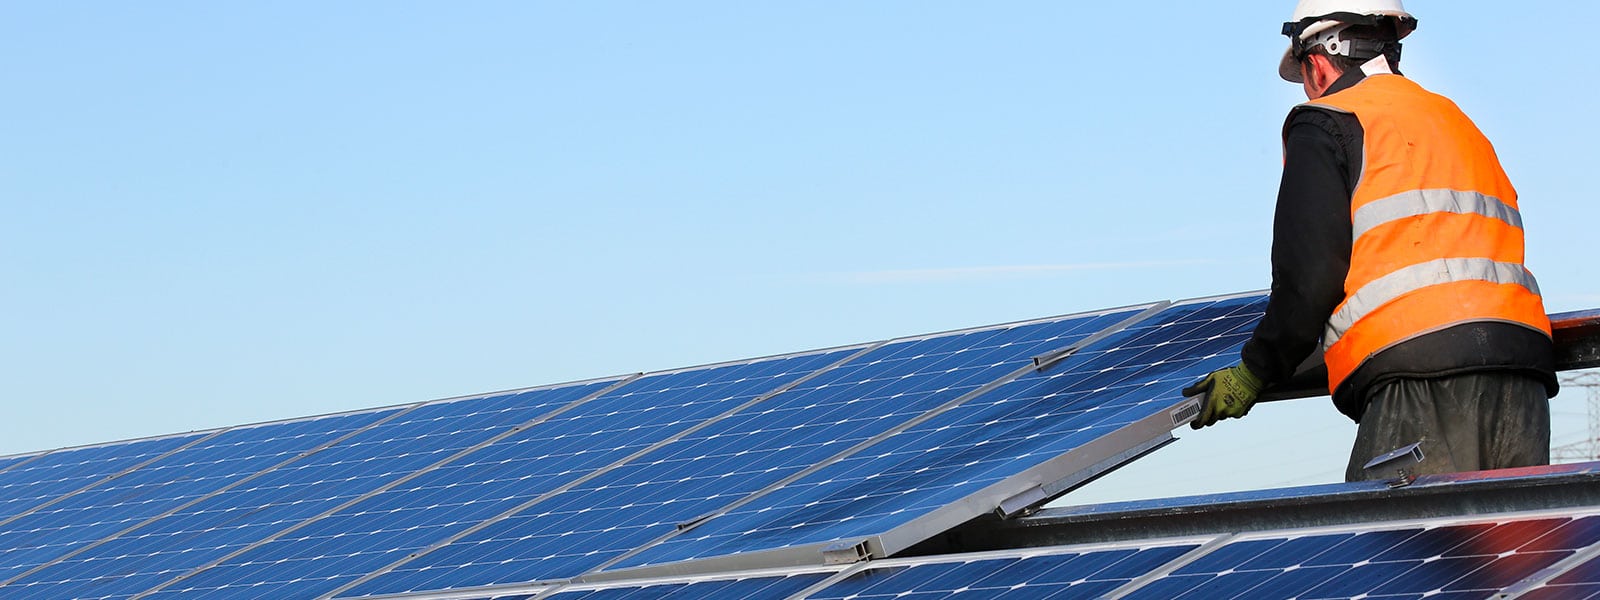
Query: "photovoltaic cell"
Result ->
[[343, 308, 1148, 594], [805, 543, 1199, 600], [139, 351, 855, 599], [1, 381, 616, 600], [0, 434, 205, 524], [618, 295, 1266, 571], [1117, 514, 1600, 600], [0, 410, 395, 584]]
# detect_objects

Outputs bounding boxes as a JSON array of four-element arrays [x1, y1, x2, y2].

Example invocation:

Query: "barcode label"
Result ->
[[1171, 399, 1201, 426]]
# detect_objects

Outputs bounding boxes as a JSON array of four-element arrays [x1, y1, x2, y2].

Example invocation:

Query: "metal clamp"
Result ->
[[1362, 441, 1426, 488]]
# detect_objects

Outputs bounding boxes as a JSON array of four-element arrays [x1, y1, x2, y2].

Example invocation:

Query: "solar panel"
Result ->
[[0, 433, 208, 524], [1114, 513, 1600, 599], [543, 571, 830, 600], [612, 294, 1266, 574], [805, 542, 1202, 600], [1519, 553, 1600, 599], [4, 380, 621, 600], [0, 409, 396, 585], [133, 351, 857, 599], [0, 455, 44, 479], [336, 307, 1155, 595]]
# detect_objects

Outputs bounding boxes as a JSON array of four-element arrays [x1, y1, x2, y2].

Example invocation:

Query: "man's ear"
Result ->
[[1303, 53, 1341, 98]]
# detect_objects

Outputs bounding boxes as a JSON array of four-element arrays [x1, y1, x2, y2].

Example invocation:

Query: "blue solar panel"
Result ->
[[135, 351, 854, 599], [0, 434, 206, 524], [1117, 515, 1600, 599], [2, 380, 617, 600], [1522, 557, 1600, 599], [542, 572, 829, 600], [0, 455, 42, 479], [807, 543, 1199, 599], [1482, 516, 1600, 600], [0, 410, 395, 585], [617, 295, 1265, 571], [341, 308, 1149, 594]]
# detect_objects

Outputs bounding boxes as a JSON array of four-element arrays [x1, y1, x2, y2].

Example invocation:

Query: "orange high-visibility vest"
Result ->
[[1303, 74, 1551, 394]]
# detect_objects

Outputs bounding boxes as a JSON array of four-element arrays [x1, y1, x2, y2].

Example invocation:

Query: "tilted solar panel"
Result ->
[[0, 433, 208, 525], [0, 410, 396, 585], [3, 380, 621, 600], [609, 294, 1266, 575], [337, 307, 1150, 595], [134, 350, 858, 599], [0, 455, 43, 479]]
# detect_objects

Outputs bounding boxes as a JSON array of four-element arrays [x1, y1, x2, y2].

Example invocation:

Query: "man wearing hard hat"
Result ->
[[1183, 0, 1558, 481]]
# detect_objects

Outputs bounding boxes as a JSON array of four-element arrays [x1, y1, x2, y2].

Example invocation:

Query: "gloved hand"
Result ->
[[1183, 361, 1264, 430]]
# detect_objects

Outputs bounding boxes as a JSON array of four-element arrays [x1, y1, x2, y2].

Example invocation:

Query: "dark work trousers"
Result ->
[[1345, 372, 1550, 482]]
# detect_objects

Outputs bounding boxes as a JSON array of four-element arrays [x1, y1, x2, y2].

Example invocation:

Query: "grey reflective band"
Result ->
[[1324, 258, 1542, 348], [1352, 189, 1522, 240]]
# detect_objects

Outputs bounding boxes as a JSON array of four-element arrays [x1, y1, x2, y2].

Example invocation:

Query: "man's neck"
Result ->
[[1325, 55, 1401, 97]]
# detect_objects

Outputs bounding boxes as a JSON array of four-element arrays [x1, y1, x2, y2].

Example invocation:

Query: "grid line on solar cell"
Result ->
[[313, 344, 882, 600], [0, 430, 219, 528], [137, 350, 860, 599], [3, 378, 627, 600], [613, 294, 1265, 573], [1108, 509, 1600, 600], [119, 375, 643, 600], [342, 306, 1162, 595], [0, 406, 415, 588]]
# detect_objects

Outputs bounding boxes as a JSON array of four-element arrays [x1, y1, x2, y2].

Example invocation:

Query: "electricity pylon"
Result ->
[[1552, 371, 1600, 464]]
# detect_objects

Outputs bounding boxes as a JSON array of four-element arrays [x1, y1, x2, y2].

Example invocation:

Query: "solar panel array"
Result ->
[[482, 509, 1600, 600], [0, 291, 1595, 599]]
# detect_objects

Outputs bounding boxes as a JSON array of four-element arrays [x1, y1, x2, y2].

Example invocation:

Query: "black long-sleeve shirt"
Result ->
[[1239, 70, 1557, 421]]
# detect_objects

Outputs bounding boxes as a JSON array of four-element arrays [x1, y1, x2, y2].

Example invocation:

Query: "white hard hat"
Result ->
[[1278, 0, 1417, 83]]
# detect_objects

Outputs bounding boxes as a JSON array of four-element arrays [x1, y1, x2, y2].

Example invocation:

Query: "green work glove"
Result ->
[[1182, 361, 1264, 430]]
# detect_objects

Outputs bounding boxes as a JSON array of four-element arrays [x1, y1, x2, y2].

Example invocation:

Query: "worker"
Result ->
[[1183, 0, 1558, 481]]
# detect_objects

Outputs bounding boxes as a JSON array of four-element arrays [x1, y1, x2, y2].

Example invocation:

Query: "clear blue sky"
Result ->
[[3, 1, 1596, 502]]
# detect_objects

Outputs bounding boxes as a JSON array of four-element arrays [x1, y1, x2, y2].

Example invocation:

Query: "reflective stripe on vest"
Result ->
[[1324, 258, 1542, 346], [1351, 189, 1523, 240]]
